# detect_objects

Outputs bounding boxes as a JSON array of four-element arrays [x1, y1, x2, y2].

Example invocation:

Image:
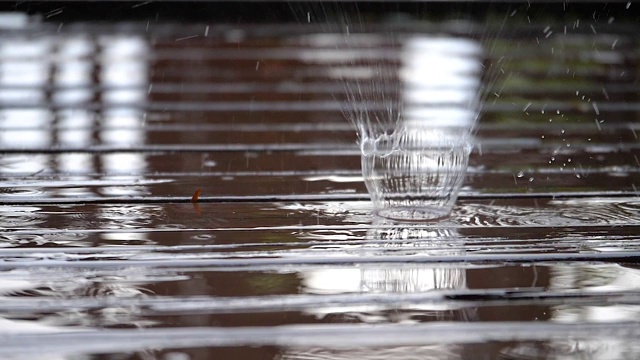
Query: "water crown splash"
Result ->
[[347, 36, 483, 221]]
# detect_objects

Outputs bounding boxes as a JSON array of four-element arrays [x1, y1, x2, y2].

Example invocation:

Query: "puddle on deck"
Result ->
[[0, 200, 639, 358]]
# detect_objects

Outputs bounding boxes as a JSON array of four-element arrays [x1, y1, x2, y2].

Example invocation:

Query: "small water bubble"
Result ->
[[576, 174, 582, 179], [517, 171, 524, 178], [361, 138, 375, 155], [529, 177, 534, 182], [568, 158, 572, 163], [192, 234, 215, 240], [556, 110, 560, 115], [159, 224, 186, 229], [561, 129, 565, 134], [541, 135, 545, 139]]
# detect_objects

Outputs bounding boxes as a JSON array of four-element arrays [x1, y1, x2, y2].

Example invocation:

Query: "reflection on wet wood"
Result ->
[[0, 4, 639, 359]]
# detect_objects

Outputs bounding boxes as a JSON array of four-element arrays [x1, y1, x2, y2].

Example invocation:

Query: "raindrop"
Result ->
[[627, 2, 631, 9], [516, 171, 524, 178]]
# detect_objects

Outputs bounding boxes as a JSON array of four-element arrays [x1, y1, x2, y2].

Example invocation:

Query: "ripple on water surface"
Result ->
[[455, 197, 640, 227]]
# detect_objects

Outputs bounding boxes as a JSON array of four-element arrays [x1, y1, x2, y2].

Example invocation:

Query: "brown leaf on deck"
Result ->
[[191, 188, 202, 203]]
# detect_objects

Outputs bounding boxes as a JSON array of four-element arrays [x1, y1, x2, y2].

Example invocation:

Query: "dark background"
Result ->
[[1, 2, 638, 23]]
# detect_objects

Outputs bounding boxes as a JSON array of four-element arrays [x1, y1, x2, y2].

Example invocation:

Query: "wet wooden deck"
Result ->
[[1, 3, 640, 359]]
